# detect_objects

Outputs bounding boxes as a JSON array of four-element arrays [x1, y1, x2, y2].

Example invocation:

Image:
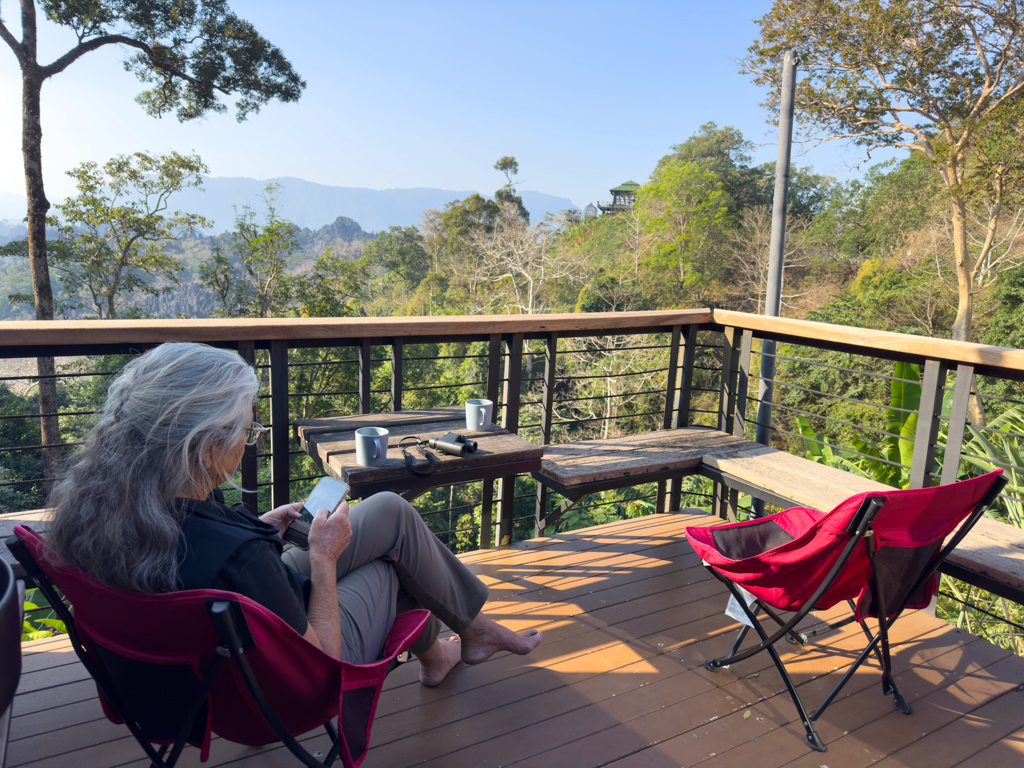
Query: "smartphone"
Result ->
[[282, 477, 349, 549]]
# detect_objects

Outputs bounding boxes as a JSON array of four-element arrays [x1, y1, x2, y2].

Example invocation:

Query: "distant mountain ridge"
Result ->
[[0, 179, 579, 235]]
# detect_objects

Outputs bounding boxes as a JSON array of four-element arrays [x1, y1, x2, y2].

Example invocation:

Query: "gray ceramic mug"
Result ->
[[354, 427, 389, 467], [465, 399, 493, 431]]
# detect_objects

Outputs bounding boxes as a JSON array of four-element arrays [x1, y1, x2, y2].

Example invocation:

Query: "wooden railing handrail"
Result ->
[[0, 309, 711, 349], [711, 309, 1024, 376], [5, 307, 1024, 377]]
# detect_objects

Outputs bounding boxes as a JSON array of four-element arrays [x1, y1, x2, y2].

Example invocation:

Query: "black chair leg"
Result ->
[[149, 743, 170, 768]]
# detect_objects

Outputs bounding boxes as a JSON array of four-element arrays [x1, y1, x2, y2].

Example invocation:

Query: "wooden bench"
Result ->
[[533, 426, 1024, 604]]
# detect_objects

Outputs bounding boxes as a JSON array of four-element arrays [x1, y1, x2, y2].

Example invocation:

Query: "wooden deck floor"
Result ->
[[7, 512, 1024, 768]]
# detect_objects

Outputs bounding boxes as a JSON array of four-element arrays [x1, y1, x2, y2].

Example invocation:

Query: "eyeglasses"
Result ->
[[244, 422, 268, 446]]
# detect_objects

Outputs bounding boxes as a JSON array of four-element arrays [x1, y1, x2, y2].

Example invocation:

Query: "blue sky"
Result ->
[[0, 1, 899, 211]]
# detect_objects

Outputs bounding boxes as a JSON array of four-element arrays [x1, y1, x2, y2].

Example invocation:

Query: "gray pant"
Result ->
[[281, 491, 489, 664]]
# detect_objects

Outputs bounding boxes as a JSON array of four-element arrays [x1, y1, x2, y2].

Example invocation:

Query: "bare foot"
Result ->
[[417, 636, 463, 687], [459, 613, 543, 665]]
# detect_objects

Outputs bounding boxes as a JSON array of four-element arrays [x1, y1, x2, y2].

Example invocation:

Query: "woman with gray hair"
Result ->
[[47, 342, 541, 687]]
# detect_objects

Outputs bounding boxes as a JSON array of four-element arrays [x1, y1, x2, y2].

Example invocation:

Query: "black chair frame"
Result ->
[[6, 533, 349, 768], [702, 476, 1007, 753]]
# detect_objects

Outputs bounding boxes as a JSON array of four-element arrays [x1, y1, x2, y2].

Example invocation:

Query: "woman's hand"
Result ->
[[308, 501, 352, 564], [260, 501, 303, 538]]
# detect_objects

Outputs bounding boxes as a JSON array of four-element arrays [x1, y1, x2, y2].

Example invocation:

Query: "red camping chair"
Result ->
[[6, 525, 430, 768], [685, 470, 1006, 753]]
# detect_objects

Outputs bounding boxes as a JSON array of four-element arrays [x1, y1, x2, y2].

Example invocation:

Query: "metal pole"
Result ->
[[753, 50, 797, 515]]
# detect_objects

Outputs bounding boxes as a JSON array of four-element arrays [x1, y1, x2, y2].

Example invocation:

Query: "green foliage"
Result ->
[[363, 226, 431, 287], [199, 183, 297, 318], [42, 151, 210, 319], [980, 266, 1024, 409], [294, 249, 370, 319], [0, 384, 46, 511], [36, 0, 305, 122], [493, 155, 529, 223], [655, 122, 760, 215], [955, 405, 1024, 527], [937, 577, 1024, 655], [21, 588, 66, 641], [638, 159, 728, 284], [791, 359, 921, 489]]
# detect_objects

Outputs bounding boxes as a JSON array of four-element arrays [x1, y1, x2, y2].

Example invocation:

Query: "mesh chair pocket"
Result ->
[[91, 641, 208, 745], [858, 541, 943, 618], [712, 519, 795, 560]]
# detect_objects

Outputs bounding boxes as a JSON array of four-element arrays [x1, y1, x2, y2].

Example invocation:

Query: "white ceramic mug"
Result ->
[[465, 399, 494, 431], [354, 427, 389, 467]]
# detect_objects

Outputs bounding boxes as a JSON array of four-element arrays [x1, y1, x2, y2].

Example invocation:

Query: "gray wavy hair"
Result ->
[[47, 342, 260, 593]]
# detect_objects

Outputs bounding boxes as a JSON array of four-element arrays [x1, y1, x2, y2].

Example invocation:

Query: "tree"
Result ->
[[471, 203, 582, 315], [363, 226, 431, 287], [199, 184, 297, 318], [656, 123, 762, 214], [744, 0, 1024, 343], [0, 0, 304, 483], [638, 159, 728, 284], [727, 206, 811, 315], [493, 155, 529, 222], [44, 152, 209, 319]]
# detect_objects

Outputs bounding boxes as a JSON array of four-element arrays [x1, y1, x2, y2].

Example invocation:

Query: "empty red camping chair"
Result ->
[[685, 470, 1006, 753], [6, 525, 430, 768]]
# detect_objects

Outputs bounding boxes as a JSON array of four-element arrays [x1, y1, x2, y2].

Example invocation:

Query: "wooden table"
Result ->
[[294, 407, 544, 500]]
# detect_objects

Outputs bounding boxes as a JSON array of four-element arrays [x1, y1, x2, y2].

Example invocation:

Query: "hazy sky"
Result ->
[[0, 1, 899, 209]]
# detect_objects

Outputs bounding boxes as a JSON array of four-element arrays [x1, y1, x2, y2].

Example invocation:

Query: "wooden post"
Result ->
[[486, 333, 502, 412], [675, 325, 698, 429], [717, 327, 739, 435], [238, 340, 259, 514], [909, 359, 948, 489], [663, 325, 682, 429], [497, 333, 524, 545], [391, 341, 403, 412], [668, 325, 698, 511], [480, 479, 494, 549], [714, 327, 740, 515], [269, 340, 290, 508], [667, 327, 700, 514], [734, 330, 753, 439], [940, 365, 975, 486], [501, 333, 524, 434], [535, 332, 558, 536], [359, 338, 372, 415]]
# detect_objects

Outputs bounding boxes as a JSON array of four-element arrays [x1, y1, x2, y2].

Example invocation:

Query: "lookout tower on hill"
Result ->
[[597, 181, 640, 214]]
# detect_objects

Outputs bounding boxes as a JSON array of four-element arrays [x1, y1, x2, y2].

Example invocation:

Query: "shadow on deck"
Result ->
[[7, 512, 1024, 768]]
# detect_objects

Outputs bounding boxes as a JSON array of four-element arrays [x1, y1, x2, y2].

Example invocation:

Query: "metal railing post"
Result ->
[[238, 340, 259, 514], [718, 327, 739, 435], [668, 325, 699, 511], [535, 332, 558, 536], [497, 333, 523, 546], [940, 365, 975, 486], [359, 338, 372, 415], [269, 340, 290, 508], [734, 330, 753, 439], [910, 359, 949, 489], [391, 341, 403, 412]]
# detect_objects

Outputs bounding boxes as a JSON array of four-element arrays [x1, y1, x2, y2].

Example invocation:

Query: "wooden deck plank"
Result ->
[[5, 513, 1024, 768], [954, 730, 1024, 766], [869, 687, 1024, 768]]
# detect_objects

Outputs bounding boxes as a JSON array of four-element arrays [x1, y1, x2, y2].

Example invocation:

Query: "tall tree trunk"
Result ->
[[949, 193, 987, 426], [23, 68, 62, 488], [950, 195, 973, 343]]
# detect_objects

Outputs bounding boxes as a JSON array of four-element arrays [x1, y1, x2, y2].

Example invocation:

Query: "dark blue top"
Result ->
[[174, 492, 310, 635]]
